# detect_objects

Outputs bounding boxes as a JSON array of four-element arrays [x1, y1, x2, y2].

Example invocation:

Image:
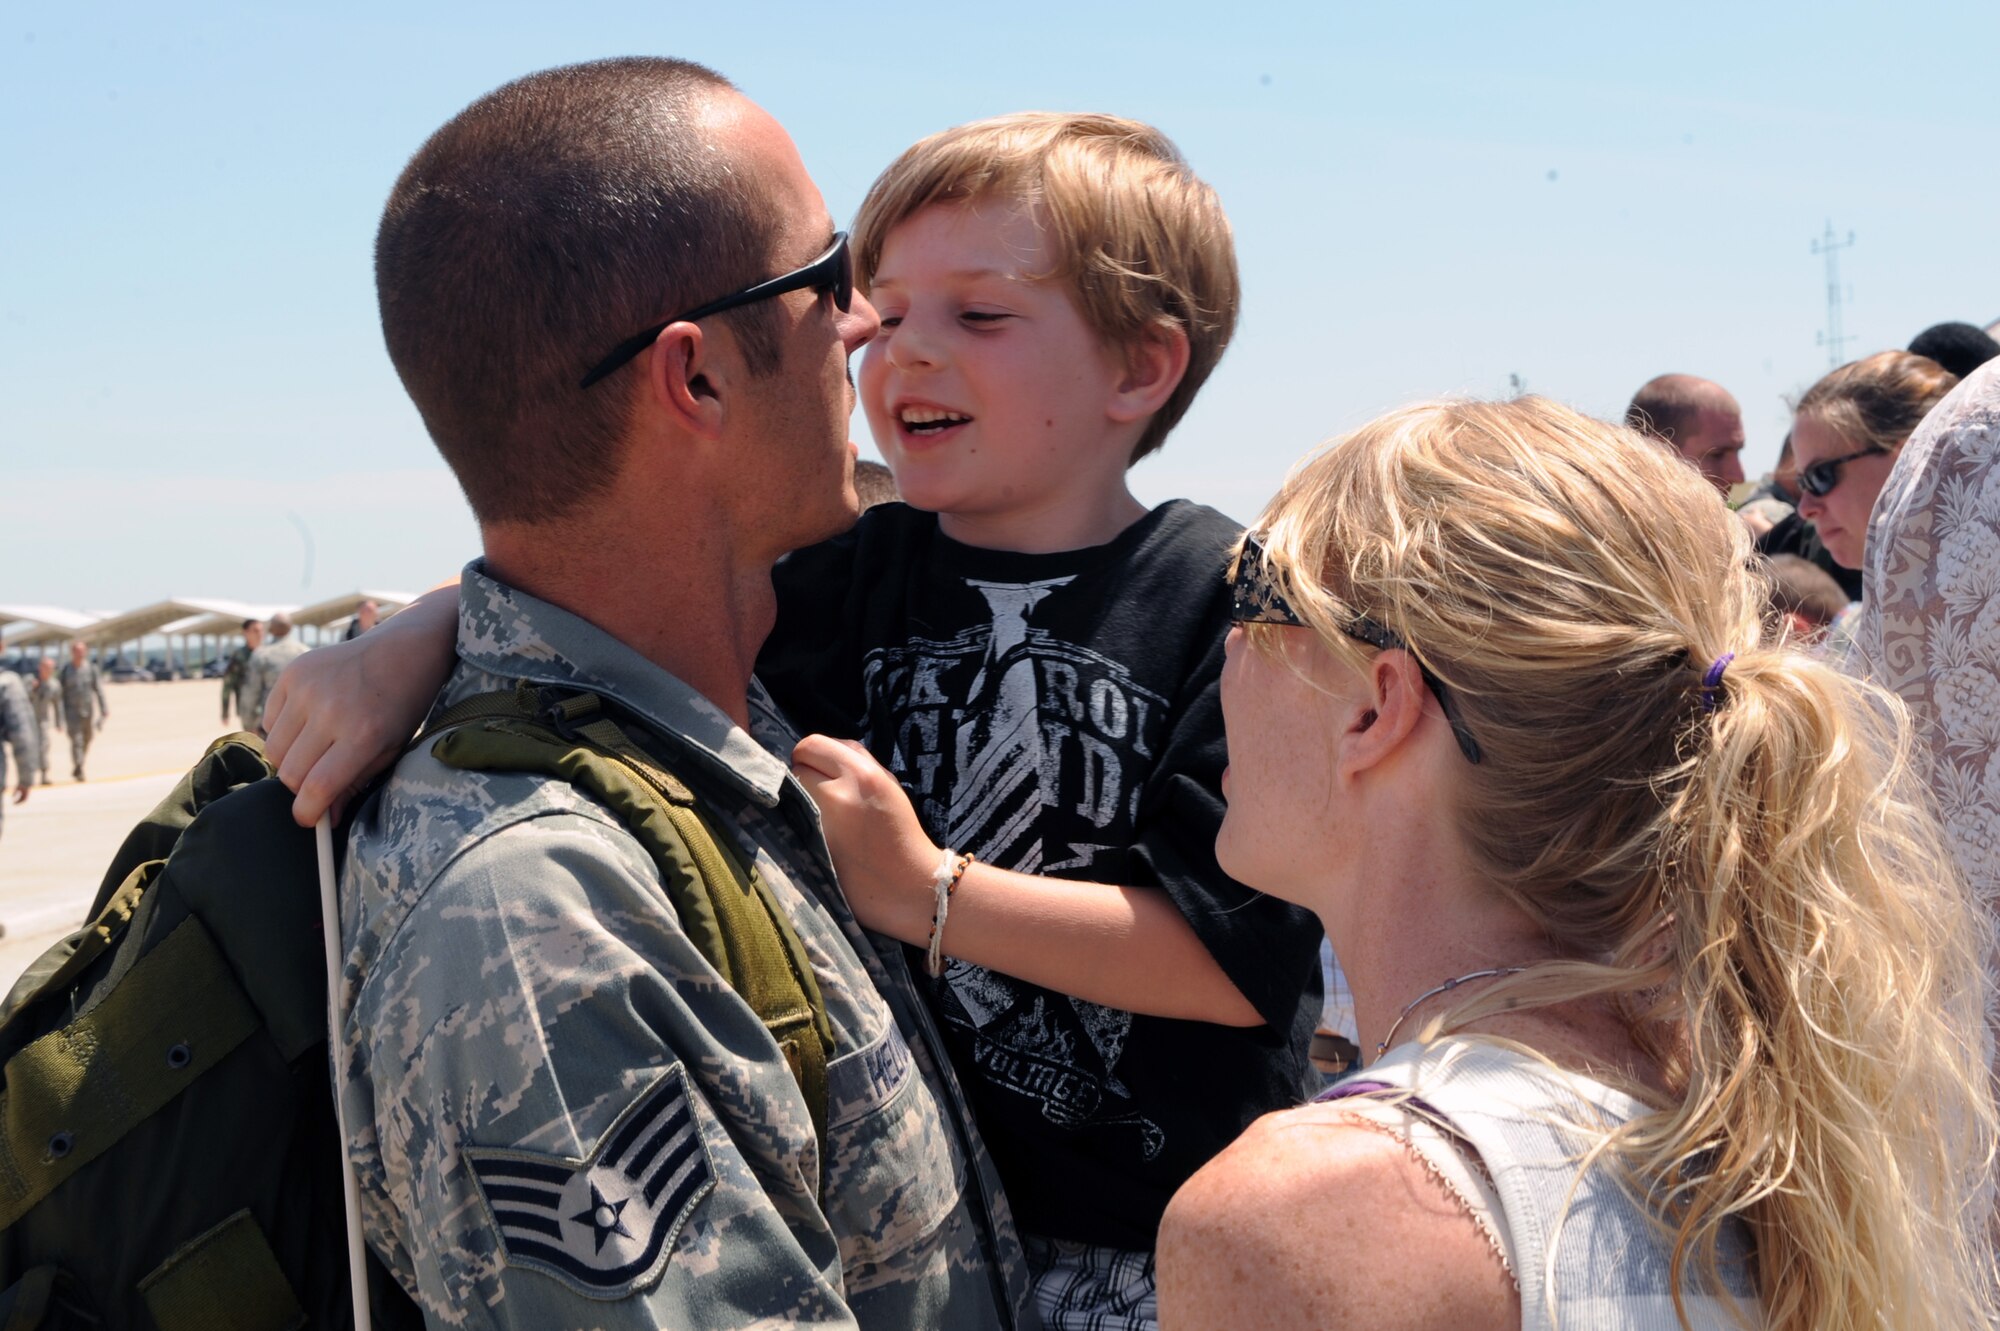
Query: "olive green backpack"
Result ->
[[0, 684, 833, 1329]]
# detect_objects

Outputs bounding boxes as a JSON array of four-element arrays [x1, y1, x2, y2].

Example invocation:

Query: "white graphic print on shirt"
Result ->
[[860, 577, 1172, 1158]]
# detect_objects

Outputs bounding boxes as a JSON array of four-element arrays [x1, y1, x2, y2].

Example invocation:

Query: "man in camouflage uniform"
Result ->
[[220, 618, 263, 725], [240, 613, 307, 734], [0, 669, 36, 843], [57, 639, 107, 782], [340, 59, 1032, 1328], [29, 658, 60, 785]]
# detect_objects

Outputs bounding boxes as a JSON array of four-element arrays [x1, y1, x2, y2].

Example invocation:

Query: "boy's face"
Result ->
[[860, 201, 1136, 525]]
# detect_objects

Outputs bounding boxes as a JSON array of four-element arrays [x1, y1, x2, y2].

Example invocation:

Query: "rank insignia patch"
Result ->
[[466, 1066, 715, 1298]]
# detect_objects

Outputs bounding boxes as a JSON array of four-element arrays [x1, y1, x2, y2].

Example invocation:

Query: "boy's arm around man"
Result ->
[[778, 504, 1323, 1033]]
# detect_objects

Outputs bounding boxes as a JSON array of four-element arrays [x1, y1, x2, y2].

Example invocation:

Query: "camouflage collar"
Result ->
[[454, 562, 789, 808]]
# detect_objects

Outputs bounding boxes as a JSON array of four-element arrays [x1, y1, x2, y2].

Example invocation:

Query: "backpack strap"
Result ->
[[425, 685, 837, 1188], [0, 858, 162, 1031], [0, 733, 275, 1034], [0, 915, 261, 1229]]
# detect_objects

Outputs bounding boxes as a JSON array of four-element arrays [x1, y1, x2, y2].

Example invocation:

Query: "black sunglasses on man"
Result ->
[[579, 231, 854, 390]]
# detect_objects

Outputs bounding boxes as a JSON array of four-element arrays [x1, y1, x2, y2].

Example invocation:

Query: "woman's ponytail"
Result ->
[[1650, 646, 1995, 1328]]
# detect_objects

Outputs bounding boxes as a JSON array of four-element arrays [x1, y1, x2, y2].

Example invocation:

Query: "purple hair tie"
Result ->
[[1700, 652, 1736, 713]]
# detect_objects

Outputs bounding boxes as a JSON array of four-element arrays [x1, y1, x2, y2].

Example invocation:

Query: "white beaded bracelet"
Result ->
[[925, 847, 974, 977]]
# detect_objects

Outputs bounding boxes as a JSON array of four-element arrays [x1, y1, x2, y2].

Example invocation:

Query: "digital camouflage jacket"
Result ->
[[337, 564, 1033, 1330]]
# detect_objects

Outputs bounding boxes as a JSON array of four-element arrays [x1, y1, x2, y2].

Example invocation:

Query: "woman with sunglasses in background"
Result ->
[[1156, 397, 1996, 1331], [1791, 350, 1958, 572]]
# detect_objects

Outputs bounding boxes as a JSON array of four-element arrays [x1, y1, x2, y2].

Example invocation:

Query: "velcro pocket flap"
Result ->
[[138, 1208, 304, 1331]]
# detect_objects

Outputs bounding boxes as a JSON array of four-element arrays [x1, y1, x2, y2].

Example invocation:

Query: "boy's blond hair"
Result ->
[[854, 112, 1239, 462]]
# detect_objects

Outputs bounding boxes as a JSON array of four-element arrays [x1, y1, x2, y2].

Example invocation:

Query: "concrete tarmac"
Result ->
[[0, 679, 253, 993]]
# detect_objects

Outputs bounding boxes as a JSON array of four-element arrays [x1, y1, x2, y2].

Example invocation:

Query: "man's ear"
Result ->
[[1334, 651, 1429, 781], [642, 321, 727, 442], [1107, 322, 1192, 425]]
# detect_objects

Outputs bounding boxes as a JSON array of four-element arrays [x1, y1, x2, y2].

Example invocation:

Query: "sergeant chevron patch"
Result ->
[[465, 1065, 715, 1298]]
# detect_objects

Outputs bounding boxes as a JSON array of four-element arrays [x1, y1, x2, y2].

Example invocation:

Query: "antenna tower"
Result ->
[[1812, 220, 1855, 369]]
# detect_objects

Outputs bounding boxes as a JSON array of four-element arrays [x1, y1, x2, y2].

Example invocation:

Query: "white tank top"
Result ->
[[1315, 1037, 1762, 1330]]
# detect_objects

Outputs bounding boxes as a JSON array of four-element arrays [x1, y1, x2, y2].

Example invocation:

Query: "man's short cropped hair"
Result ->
[[240, 618, 258, 631], [376, 58, 784, 526], [852, 112, 1240, 463], [1624, 374, 1732, 449]]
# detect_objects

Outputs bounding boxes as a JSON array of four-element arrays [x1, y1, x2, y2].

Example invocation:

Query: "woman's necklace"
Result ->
[[1374, 966, 1528, 1059]]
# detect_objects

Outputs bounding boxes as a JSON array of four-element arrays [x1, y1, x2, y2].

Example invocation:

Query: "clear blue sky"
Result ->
[[6, 0, 1996, 609]]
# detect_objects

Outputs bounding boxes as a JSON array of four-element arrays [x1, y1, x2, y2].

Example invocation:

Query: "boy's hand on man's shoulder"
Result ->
[[792, 735, 940, 942]]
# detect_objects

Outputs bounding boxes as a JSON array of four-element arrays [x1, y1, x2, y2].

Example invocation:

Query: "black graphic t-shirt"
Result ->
[[760, 500, 1322, 1250]]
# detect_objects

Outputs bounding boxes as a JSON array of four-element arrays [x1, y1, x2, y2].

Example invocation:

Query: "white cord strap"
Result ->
[[316, 816, 374, 1331]]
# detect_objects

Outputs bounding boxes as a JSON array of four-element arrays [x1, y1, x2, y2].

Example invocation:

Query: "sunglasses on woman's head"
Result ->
[[1796, 444, 1888, 498], [1229, 535, 1483, 763], [1230, 533, 1307, 627]]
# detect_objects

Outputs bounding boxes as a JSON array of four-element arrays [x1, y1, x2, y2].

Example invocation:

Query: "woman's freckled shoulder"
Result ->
[[1159, 1102, 1516, 1331], [1172, 1101, 1411, 1217]]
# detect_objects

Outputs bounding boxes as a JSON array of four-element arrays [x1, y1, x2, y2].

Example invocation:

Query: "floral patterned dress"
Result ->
[[1856, 357, 2000, 1014]]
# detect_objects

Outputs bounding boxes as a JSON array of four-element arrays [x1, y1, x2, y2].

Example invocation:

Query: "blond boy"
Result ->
[[772, 114, 1322, 1330]]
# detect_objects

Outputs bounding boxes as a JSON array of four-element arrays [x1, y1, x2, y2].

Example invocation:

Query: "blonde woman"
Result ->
[[1158, 398, 1996, 1330]]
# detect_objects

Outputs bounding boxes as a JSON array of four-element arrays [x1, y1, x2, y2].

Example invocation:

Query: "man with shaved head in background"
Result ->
[[1625, 373, 1747, 494]]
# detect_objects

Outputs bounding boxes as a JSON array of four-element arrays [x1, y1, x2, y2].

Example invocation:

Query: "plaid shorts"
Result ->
[[1022, 1234, 1158, 1331]]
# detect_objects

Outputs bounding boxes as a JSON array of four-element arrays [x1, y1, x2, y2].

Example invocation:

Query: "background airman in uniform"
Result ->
[[56, 639, 107, 781], [0, 670, 37, 841], [28, 658, 61, 785]]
